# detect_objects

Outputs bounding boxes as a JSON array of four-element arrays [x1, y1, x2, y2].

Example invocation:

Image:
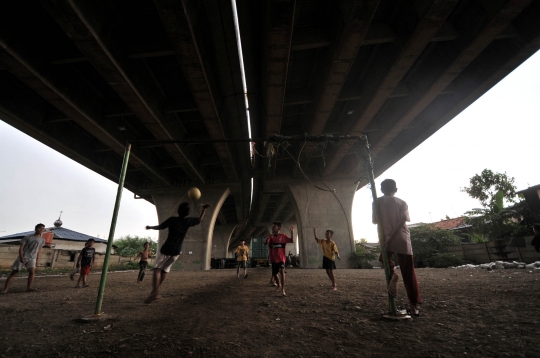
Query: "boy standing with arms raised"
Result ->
[[265, 221, 294, 296], [313, 228, 341, 290], [2, 223, 45, 293], [373, 179, 422, 316], [145, 202, 211, 304]]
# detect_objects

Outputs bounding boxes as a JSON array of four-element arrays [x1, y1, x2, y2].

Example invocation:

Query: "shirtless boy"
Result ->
[[135, 242, 153, 283]]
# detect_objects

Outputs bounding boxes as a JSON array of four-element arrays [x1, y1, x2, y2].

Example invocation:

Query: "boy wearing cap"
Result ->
[[313, 228, 341, 290], [373, 179, 422, 316]]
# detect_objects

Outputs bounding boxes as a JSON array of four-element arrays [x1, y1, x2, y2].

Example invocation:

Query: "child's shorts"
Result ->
[[10, 257, 36, 271], [80, 265, 91, 275], [154, 254, 180, 273]]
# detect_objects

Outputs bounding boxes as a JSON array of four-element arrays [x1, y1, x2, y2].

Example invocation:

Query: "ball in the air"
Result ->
[[187, 187, 201, 200]]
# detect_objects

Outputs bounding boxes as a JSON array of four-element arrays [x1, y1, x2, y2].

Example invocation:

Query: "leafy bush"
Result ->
[[113, 235, 157, 257], [410, 224, 462, 267], [429, 253, 463, 268], [352, 244, 377, 269]]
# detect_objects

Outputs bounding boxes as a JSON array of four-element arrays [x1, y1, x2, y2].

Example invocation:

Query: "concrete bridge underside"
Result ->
[[1, 0, 540, 269]]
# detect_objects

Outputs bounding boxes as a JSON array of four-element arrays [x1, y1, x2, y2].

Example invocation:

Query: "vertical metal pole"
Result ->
[[361, 136, 397, 315], [94, 143, 131, 316]]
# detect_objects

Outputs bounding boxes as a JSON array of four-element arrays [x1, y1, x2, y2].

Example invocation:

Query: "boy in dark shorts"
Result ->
[[135, 242, 153, 283], [70, 241, 88, 281], [264, 221, 294, 296], [235, 240, 249, 278], [313, 228, 341, 290], [144, 202, 211, 304], [75, 239, 96, 288]]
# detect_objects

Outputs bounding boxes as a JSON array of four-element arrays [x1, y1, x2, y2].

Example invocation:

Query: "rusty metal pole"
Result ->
[[361, 136, 397, 315], [94, 143, 131, 316]]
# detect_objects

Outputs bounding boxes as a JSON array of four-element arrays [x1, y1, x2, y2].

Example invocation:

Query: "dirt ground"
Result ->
[[1, 267, 539, 358]]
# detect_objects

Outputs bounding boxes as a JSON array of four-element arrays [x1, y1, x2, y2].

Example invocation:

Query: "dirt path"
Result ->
[[1, 267, 539, 357]]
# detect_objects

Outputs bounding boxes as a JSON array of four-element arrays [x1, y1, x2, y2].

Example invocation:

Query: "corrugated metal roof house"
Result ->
[[0, 217, 107, 253]]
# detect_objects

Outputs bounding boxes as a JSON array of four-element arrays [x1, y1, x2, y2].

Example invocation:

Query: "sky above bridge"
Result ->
[[1, 50, 539, 245]]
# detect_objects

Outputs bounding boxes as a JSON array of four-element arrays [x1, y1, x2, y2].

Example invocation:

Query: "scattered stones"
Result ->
[[454, 261, 540, 270]]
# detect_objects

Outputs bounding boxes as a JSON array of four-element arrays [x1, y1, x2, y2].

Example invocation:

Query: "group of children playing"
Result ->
[[4, 179, 539, 318]]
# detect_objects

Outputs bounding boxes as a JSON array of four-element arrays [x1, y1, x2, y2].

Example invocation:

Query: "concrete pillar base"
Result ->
[[286, 179, 357, 268]]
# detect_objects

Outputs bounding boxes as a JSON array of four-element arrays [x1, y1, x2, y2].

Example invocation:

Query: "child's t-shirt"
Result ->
[[373, 196, 412, 255], [235, 245, 249, 261], [265, 234, 292, 263], [80, 247, 96, 267], [317, 239, 338, 261]]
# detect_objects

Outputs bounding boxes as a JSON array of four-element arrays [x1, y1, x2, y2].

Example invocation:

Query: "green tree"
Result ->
[[114, 235, 157, 257], [352, 242, 378, 268], [410, 224, 462, 267], [462, 170, 531, 240], [461, 169, 516, 212]]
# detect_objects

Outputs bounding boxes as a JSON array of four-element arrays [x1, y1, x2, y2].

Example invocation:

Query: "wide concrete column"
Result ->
[[286, 180, 357, 268], [151, 185, 231, 270], [212, 224, 237, 259]]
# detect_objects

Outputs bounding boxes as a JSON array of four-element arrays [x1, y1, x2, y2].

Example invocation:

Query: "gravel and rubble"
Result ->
[[454, 261, 540, 270]]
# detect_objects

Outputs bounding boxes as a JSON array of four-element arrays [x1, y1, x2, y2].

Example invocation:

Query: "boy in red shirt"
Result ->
[[265, 221, 294, 296]]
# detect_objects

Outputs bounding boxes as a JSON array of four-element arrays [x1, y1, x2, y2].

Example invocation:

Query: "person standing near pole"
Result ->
[[264, 221, 294, 296], [144, 202, 211, 304], [235, 240, 249, 278], [313, 228, 341, 290], [75, 239, 96, 288], [373, 179, 422, 316], [2, 223, 45, 293]]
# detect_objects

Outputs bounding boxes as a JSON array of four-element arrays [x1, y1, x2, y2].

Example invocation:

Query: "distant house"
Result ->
[[517, 184, 540, 224], [0, 217, 108, 269], [0, 218, 106, 252], [408, 217, 473, 241]]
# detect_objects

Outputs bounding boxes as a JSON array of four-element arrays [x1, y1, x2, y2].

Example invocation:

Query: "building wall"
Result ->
[[50, 240, 108, 253], [0, 244, 140, 270], [444, 236, 540, 264]]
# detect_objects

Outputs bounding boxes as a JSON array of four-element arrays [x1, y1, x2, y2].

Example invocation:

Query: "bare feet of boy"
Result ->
[[144, 294, 161, 304]]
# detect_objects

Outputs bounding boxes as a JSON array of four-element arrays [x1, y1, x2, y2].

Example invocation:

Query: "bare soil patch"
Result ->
[[1, 267, 539, 357]]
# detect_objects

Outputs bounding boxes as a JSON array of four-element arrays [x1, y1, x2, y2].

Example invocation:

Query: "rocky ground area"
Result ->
[[1, 267, 539, 358]]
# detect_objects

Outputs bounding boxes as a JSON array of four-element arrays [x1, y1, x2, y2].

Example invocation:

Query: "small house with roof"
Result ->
[[0, 215, 111, 269]]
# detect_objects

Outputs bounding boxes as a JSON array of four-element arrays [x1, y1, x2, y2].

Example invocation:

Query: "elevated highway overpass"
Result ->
[[1, 0, 539, 269]]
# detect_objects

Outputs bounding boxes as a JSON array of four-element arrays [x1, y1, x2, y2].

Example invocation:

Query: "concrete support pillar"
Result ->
[[286, 180, 357, 268], [151, 185, 231, 270], [212, 224, 237, 259]]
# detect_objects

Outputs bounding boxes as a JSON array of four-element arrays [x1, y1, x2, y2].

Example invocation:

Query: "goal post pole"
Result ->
[[361, 136, 397, 315], [94, 143, 131, 316]]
